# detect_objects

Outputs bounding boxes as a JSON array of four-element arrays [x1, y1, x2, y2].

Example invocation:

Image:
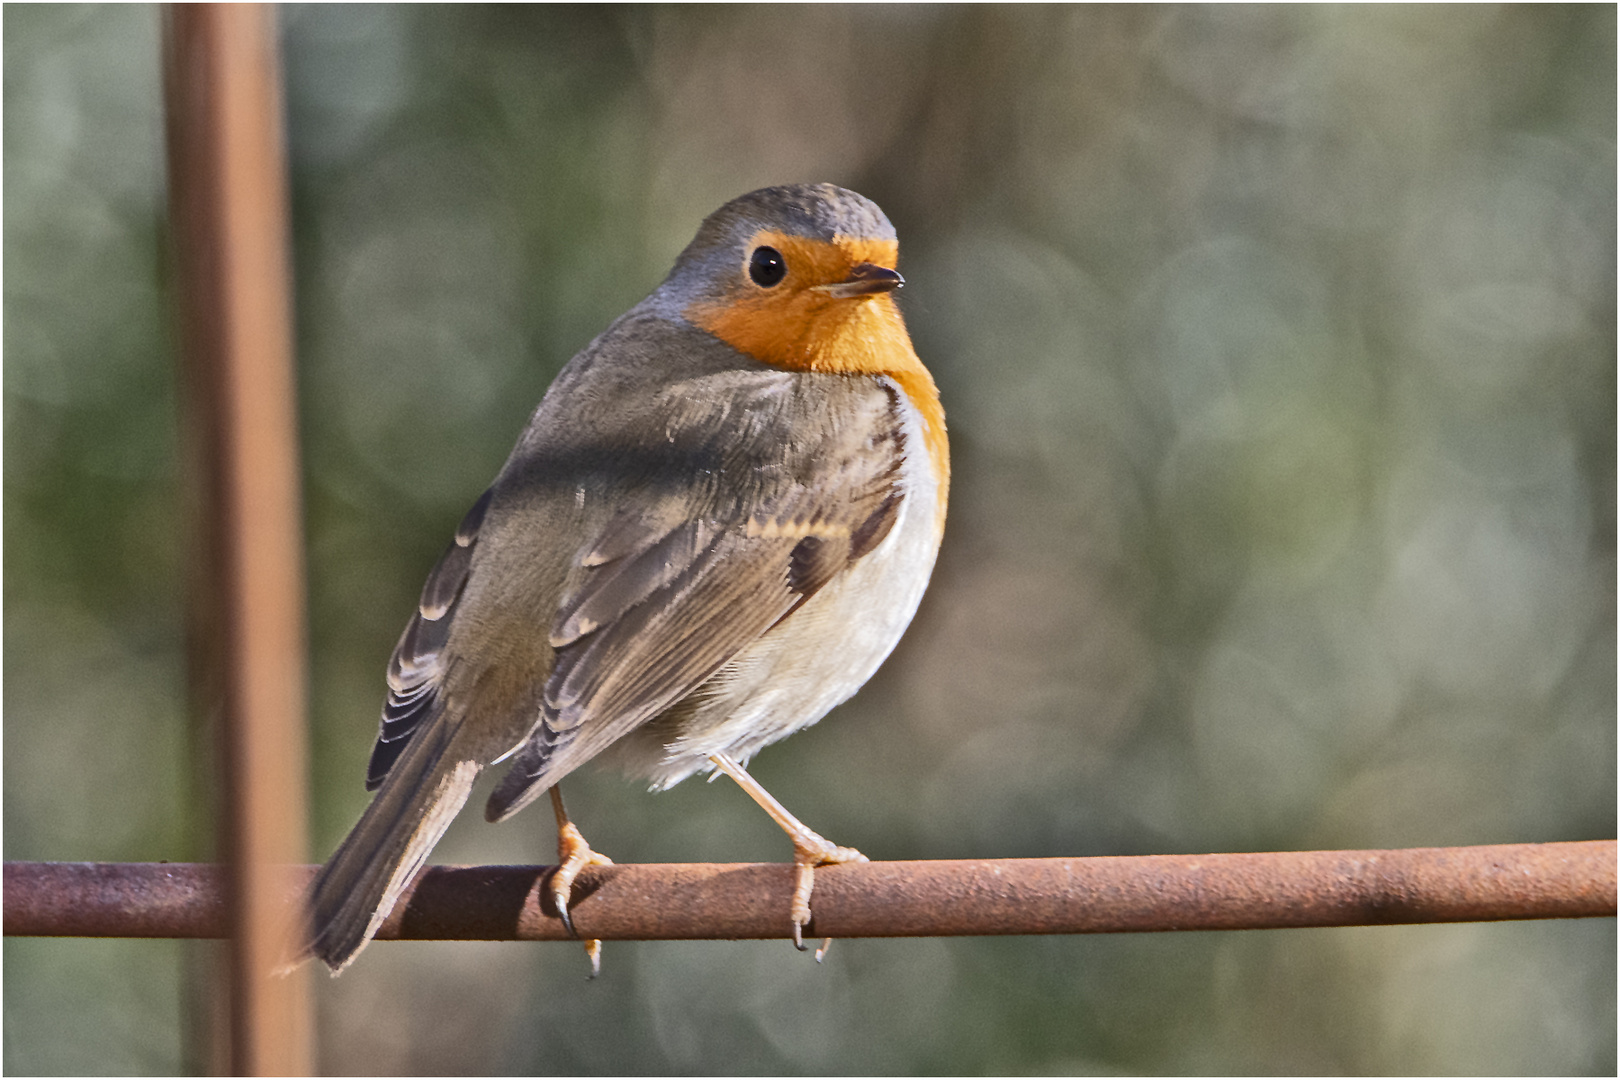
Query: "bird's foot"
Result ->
[[790, 831, 867, 961], [552, 817, 614, 977]]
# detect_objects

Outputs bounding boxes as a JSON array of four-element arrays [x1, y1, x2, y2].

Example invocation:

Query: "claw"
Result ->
[[551, 820, 613, 923], [788, 836, 866, 957], [549, 787, 613, 976], [706, 754, 867, 959], [552, 874, 579, 939]]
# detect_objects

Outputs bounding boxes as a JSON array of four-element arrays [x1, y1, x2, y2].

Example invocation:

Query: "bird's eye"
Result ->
[[748, 246, 786, 288]]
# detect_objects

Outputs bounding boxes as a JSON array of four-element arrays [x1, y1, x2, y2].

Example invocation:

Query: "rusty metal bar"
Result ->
[[162, 4, 311, 1075], [6, 842, 1612, 943]]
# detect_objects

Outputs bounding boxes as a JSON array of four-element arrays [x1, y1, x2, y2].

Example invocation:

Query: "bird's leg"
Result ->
[[550, 785, 613, 977], [708, 752, 866, 961]]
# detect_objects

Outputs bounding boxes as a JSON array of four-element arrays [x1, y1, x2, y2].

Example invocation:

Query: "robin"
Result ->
[[306, 183, 949, 974]]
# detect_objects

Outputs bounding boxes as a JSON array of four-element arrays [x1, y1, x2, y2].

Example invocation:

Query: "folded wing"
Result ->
[[484, 382, 907, 821]]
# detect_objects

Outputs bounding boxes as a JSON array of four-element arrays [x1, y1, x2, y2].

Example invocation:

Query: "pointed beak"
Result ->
[[815, 262, 904, 299]]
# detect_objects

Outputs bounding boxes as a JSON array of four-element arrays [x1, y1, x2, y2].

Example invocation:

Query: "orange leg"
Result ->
[[550, 785, 613, 977], [709, 753, 866, 961]]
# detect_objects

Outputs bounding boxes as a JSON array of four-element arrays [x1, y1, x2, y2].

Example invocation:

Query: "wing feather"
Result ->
[[365, 488, 492, 790], [484, 381, 912, 820]]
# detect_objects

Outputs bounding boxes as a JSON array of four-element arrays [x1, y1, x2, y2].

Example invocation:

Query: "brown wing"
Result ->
[[365, 487, 491, 789], [483, 382, 906, 821]]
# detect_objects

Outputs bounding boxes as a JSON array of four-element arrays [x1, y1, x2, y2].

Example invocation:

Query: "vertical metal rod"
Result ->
[[162, 5, 313, 1075]]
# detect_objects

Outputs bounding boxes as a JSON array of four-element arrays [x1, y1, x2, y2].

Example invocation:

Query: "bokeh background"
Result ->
[[5, 4, 1615, 1074]]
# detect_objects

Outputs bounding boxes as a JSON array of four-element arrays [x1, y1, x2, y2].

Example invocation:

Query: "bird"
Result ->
[[305, 183, 949, 975]]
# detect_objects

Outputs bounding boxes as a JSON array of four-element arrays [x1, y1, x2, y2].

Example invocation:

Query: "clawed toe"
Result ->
[[550, 787, 613, 975], [789, 837, 866, 957], [551, 820, 615, 932], [706, 753, 867, 962]]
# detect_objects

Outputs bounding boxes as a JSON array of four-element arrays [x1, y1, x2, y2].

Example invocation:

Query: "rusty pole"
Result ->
[[162, 5, 311, 1074], [5, 842, 1613, 943]]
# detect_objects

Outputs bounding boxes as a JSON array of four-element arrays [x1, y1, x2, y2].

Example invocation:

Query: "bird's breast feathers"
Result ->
[[610, 372, 946, 786]]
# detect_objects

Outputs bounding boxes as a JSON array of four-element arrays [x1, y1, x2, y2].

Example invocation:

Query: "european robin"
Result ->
[[306, 183, 949, 974]]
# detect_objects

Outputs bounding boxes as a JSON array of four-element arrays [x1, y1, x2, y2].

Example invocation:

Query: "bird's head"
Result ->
[[665, 183, 914, 376]]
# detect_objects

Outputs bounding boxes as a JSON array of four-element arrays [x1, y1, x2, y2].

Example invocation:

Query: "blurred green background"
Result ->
[[5, 4, 1615, 1074]]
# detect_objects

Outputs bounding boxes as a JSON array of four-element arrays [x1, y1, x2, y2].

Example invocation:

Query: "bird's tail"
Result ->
[[305, 715, 481, 973]]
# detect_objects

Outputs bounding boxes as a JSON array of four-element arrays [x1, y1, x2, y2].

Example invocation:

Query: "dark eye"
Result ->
[[748, 246, 786, 287]]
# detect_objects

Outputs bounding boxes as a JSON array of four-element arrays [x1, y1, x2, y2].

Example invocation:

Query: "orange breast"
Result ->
[[685, 231, 950, 522]]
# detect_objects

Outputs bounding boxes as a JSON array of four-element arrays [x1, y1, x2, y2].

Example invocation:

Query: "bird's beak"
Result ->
[[815, 262, 904, 299]]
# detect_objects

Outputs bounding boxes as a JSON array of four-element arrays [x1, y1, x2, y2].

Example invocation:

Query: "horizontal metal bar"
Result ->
[[5, 841, 1613, 943]]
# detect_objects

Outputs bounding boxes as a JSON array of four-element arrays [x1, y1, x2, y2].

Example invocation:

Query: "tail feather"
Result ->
[[307, 715, 481, 973]]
